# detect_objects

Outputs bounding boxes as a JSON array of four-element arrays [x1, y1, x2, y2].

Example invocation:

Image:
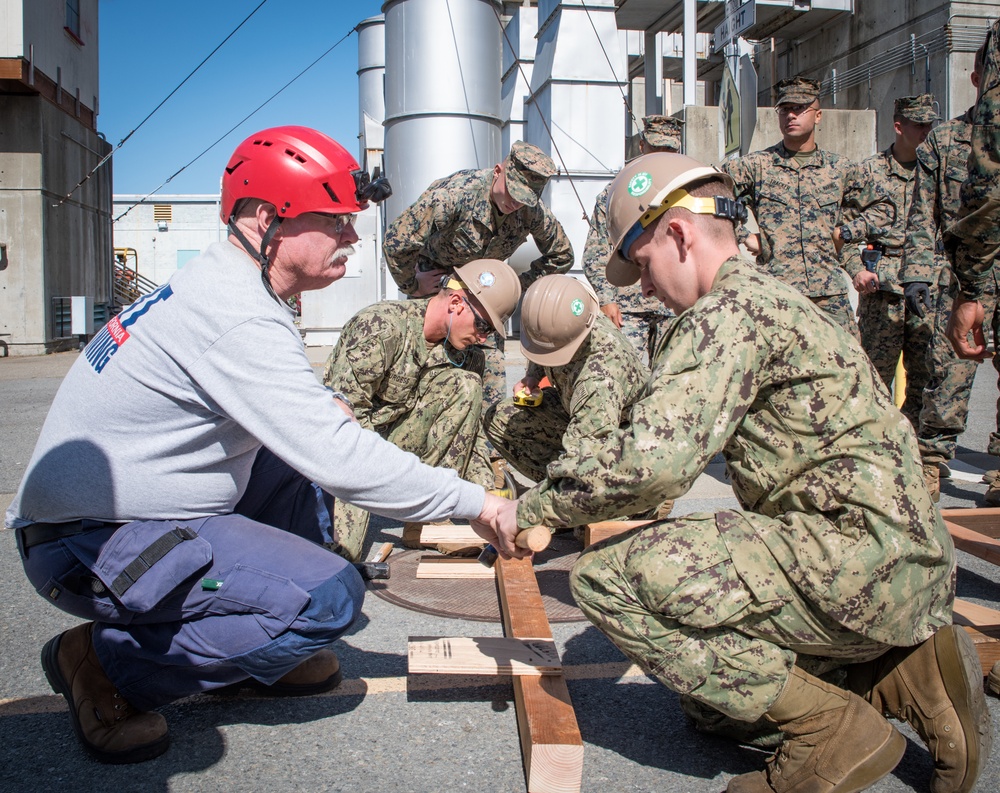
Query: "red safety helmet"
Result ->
[[221, 126, 377, 222]]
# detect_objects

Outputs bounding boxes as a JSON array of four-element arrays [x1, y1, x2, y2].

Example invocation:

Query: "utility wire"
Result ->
[[114, 27, 356, 222], [56, 0, 270, 207]]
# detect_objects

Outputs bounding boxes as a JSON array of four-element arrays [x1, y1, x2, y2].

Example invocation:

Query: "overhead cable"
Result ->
[[56, 0, 270, 208]]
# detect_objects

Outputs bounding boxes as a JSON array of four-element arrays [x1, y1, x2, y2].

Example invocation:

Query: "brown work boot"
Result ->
[[984, 481, 1000, 507], [245, 649, 342, 696], [42, 623, 169, 764], [924, 462, 941, 503], [844, 624, 992, 793], [402, 522, 425, 549], [727, 667, 904, 792]]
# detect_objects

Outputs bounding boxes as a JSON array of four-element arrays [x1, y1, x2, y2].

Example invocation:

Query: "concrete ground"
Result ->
[[1, 346, 999, 792]]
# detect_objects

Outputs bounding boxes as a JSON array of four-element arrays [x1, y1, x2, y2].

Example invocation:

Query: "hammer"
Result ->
[[478, 526, 551, 568]]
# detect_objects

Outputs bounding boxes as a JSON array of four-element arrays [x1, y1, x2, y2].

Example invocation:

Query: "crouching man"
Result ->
[[323, 259, 520, 558], [6, 127, 514, 765], [494, 152, 991, 793]]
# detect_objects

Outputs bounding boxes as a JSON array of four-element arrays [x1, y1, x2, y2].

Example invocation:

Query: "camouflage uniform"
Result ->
[[583, 116, 680, 362], [723, 144, 892, 341], [382, 142, 574, 408], [521, 257, 954, 721], [583, 184, 673, 361], [845, 136, 933, 425], [899, 108, 1000, 462], [322, 300, 493, 560], [483, 315, 648, 484]]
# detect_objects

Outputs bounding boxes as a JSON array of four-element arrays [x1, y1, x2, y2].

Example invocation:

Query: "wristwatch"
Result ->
[[839, 226, 853, 244]]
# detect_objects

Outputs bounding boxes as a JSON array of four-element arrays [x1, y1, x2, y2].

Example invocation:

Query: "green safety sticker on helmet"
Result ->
[[570, 298, 584, 316], [628, 172, 653, 197]]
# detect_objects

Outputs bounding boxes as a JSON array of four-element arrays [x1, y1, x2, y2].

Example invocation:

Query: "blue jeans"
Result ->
[[18, 448, 364, 710]]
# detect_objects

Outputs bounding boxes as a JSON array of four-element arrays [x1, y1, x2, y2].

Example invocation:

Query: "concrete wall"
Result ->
[[112, 196, 226, 287], [0, 95, 112, 355]]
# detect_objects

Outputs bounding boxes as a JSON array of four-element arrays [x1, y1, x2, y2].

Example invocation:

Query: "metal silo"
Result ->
[[501, 2, 537, 153], [356, 15, 386, 168], [382, 0, 503, 225]]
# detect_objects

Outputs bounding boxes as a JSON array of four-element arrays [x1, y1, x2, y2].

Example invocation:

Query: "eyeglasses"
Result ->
[[310, 212, 357, 233], [776, 104, 818, 116], [461, 295, 493, 336]]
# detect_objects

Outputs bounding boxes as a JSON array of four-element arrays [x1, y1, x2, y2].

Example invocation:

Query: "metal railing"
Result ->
[[112, 254, 159, 308]]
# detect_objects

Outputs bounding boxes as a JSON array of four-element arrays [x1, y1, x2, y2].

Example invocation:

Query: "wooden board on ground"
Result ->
[[941, 507, 1000, 539], [407, 636, 562, 676], [953, 599, 1000, 676], [496, 555, 583, 793], [419, 524, 486, 545], [583, 520, 652, 547], [416, 556, 495, 579], [942, 520, 1000, 567]]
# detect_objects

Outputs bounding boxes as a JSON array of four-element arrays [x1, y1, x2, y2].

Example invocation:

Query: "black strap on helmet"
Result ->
[[353, 168, 392, 204], [227, 214, 285, 305], [713, 196, 749, 224]]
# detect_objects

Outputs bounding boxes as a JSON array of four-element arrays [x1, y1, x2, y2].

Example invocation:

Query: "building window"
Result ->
[[177, 250, 199, 269], [65, 0, 82, 43]]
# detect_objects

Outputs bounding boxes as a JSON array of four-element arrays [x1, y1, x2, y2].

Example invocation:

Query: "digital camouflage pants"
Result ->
[[332, 365, 493, 561], [811, 293, 861, 342], [570, 512, 890, 723], [857, 290, 934, 426]]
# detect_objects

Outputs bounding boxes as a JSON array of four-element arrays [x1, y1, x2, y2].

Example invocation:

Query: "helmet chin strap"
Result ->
[[228, 215, 284, 305], [442, 312, 467, 368]]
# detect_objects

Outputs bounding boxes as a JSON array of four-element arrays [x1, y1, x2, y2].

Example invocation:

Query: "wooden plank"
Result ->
[[419, 524, 486, 545], [583, 520, 652, 547], [407, 637, 562, 676], [940, 508, 1000, 539], [496, 556, 583, 793], [961, 626, 1000, 677], [944, 520, 1000, 567], [953, 598, 1000, 631], [416, 556, 495, 579]]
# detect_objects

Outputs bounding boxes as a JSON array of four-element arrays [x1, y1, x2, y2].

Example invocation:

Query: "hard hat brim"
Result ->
[[606, 250, 641, 287]]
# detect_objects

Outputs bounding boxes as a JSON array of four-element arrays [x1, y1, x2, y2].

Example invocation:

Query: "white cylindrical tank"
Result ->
[[501, 2, 537, 153], [357, 15, 386, 164], [382, 0, 503, 225]]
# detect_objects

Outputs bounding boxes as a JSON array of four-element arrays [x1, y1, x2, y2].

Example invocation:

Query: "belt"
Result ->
[[17, 520, 123, 552]]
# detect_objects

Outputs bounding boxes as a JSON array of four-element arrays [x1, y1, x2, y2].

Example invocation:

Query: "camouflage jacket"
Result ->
[[899, 110, 973, 285], [524, 314, 648, 459], [382, 168, 574, 295], [582, 183, 670, 315], [518, 256, 953, 646], [322, 299, 483, 431], [949, 18, 1000, 299], [842, 146, 917, 294], [723, 143, 893, 297]]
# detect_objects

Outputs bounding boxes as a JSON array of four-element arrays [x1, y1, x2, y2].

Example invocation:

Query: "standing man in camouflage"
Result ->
[[323, 260, 520, 559], [493, 152, 989, 793], [483, 274, 669, 521], [383, 141, 574, 414], [723, 76, 893, 339], [583, 115, 681, 361], [900, 49, 993, 502], [846, 94, 937, 425]]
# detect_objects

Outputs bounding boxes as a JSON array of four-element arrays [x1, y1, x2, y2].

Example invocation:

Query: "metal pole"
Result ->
[[684, 0, 697, 106]]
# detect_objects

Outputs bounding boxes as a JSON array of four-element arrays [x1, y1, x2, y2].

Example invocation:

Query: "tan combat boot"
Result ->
[[924, 462, 941, 503], [402, 522, 425, 549], [42, 623, 170, 764], [982, 469, 1000, 507], [727, 667, 905, 792], [844, 624, 992, 793]]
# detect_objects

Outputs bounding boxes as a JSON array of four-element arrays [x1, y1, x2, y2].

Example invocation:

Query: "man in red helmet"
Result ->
[[6, 126, 519, 765]]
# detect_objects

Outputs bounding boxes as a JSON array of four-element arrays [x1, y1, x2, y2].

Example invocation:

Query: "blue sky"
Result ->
[[99, 0, 385, 197]]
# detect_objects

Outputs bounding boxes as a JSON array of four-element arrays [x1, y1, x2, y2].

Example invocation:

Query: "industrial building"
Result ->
[[1, 0, 996, 354]]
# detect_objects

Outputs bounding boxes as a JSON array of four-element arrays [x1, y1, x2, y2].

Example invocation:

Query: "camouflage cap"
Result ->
[[894, 94, 938, 124], [641, 115, 683, 152], [504, 141, 557, 208], [775, 76, 820, 106]]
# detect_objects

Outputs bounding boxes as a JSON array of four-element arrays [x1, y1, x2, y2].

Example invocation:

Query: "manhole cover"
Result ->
[[368, 532, 586, 622]]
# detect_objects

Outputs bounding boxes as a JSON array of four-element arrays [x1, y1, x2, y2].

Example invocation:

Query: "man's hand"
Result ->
[[833, 226, 845, 254], [903, 282, 931, 318], [412, 268, 447, 297], [470, 492, 528, 560], [513, 376, 540, 397], [599, 303, 623, 328], [946, 294, 990, 361], [853, 270, 879, 294]]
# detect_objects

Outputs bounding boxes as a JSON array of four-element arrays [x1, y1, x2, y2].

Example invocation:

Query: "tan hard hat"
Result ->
[[606, 153, 734, 287], [519, 275, 599, 367], [452, 259, 522, 335]]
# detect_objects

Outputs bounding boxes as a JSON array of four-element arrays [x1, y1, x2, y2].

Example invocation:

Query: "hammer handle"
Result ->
[[514, 526, 551, 552]]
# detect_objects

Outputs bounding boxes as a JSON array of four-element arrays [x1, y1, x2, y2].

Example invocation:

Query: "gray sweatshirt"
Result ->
[[6, 241, 485, 528]]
